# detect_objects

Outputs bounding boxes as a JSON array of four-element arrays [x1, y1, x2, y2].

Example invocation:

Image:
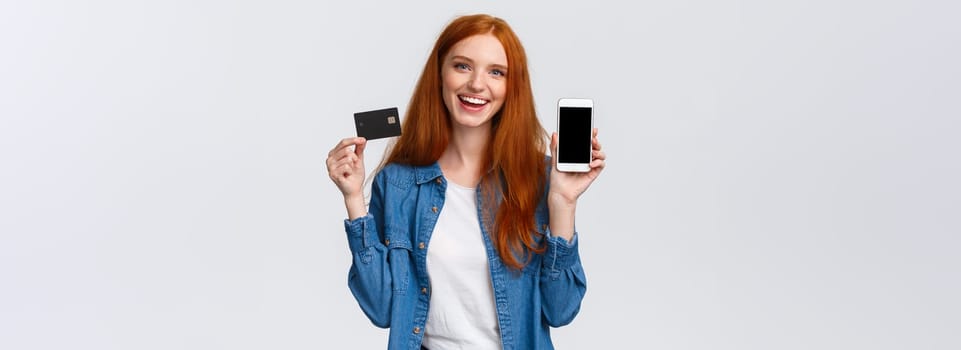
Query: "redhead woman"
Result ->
[[326, 14, 606, 350]]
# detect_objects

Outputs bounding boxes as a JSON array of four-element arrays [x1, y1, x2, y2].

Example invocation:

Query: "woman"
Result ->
[[326, 14, 606, 350]]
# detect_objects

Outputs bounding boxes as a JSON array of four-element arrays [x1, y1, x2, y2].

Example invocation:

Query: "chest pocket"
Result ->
[[385, 227, 413, 294]]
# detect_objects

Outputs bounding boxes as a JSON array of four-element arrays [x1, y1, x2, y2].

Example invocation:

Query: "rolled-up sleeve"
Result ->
[[540, 231, 587, 327], [344, 174, 393, 328]]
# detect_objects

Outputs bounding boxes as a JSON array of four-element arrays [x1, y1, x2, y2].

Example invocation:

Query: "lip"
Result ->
[[456, 94, 489, 112]]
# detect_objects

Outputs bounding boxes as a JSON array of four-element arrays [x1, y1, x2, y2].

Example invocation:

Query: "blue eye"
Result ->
[[455, 63, 470, 71], [491, 69, 505, 77]]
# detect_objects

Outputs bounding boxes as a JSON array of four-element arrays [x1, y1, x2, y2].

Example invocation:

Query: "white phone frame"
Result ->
[[556, 98, 593, 173]]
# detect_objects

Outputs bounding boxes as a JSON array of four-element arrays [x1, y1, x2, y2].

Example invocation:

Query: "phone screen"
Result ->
[[558, 106, 592, 164]]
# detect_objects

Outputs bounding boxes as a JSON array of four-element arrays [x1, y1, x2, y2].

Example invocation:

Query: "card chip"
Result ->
[[388, 116, 396, 124]]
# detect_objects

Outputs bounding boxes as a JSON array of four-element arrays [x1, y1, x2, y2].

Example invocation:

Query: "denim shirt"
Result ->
[[343, 160, 587, 350]]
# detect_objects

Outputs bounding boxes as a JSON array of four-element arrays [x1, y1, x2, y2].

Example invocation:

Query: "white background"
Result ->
[[2, 0, 959, 349]]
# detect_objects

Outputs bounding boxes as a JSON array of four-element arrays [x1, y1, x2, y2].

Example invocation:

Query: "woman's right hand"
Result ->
[[326, 137, 367, 200]]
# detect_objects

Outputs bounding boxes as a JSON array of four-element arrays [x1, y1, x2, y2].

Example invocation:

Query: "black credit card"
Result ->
[[354, 107, 402, 140]]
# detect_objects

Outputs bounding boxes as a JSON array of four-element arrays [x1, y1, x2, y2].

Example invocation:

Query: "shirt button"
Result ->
[[421, 287, 427, 294], [384, 239, 390, 245], [418, 242, 425, 249], [542, 224, 549, 232], [431, 206, 438, 213], [435, 178, 442, 184], [413, 327, 421, 334]]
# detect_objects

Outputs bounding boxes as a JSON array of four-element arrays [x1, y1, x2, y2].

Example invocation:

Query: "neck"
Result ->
[[438, 124, 491, 187]]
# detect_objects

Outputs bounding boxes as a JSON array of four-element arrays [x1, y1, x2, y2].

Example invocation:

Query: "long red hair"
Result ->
[[382, 14, 547, 270]]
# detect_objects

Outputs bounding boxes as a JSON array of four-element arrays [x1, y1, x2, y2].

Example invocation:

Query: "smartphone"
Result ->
[[556, 98, 594, 172]]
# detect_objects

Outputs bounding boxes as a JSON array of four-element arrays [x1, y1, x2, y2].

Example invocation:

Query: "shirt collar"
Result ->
[[413, 162, 443, 184]]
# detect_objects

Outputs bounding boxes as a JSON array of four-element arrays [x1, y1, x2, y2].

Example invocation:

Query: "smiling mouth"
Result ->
[[458, 95, 489, 107]]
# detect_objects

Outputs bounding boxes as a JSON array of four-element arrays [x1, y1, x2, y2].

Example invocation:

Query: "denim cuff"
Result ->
[[344, 213, 378, 253], [543, 232, 579, 273]]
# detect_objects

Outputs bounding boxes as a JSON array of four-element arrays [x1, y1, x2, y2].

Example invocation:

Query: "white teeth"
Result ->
[[459, 95, 488, 105]]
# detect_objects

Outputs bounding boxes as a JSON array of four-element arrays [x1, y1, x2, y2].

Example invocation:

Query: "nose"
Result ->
[[467, 73, 483, 92]]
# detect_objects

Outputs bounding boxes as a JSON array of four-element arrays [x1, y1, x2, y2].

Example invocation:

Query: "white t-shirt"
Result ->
[[422, 181, 502, 350]]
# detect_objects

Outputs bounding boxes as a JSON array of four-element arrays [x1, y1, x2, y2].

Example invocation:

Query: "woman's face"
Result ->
[[441, 33, 508, 129]]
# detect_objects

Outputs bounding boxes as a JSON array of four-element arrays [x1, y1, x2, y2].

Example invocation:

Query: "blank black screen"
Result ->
[[558, 107, 592, 163]]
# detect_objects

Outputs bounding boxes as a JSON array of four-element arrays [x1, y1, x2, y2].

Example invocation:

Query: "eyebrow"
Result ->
[[450, 55, 508, 71]]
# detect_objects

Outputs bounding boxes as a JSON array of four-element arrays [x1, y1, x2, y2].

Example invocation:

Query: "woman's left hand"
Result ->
[[548, 128, 606, 207]]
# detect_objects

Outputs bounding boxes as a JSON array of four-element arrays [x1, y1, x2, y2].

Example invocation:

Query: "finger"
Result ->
[[354, 137, 367, 157], [550, 132, 559, 173], [592, 149, 606, 160], [590, 158, 605, 170], [332, 137, 358, 155], [330, 162, 349, 180], [550, 132, 559, 170], [592, 137, 602, 151], [551, 132, 558, 158], [332, 157, 357, 171], [329, 137, 363, 157], [326, 152, 354, 171], [333, 158, 354, 170], [587, 164, 604, 180], [326, 156, 338, 173], [328, 139, 349, 157], [337, 146, 358, 160], [593, 128, 598, 138], [336, 162, 358, 178]]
